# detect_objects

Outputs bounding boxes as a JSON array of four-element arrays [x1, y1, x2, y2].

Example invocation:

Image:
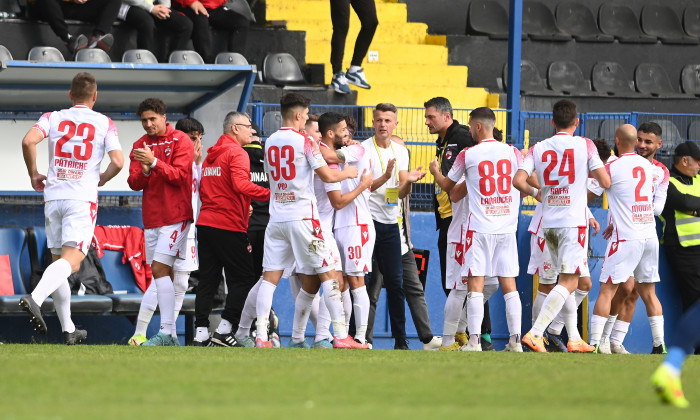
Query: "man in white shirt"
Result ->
[[514, 99, 610, 352], [363, 103, 426, 349], [20, 72, 124, 344]]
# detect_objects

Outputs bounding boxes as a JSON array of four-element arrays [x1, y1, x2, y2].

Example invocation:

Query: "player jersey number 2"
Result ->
[[55, 120, 95, 161], [268, 145, 296, 181], [542, 149, 575, 186], [632, 166, 649, 202], [478, 159, 512, 196]]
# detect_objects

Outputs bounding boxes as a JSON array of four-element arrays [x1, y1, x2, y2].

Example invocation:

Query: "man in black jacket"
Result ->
[[243, 121, 268, 278]]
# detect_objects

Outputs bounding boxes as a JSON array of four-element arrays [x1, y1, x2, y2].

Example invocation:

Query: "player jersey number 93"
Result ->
[[55, 120, 95, 161], [267, 145, 296, 181]]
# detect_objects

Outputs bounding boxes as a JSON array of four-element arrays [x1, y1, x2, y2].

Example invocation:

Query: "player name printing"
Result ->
[[202, 167, 221, 176], [54, 158, 87, 170]]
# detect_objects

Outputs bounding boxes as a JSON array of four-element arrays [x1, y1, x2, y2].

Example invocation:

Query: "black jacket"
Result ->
[[243, 141, 270, 231], [662, 165, 700, 247], [432, 120, 475, 226]]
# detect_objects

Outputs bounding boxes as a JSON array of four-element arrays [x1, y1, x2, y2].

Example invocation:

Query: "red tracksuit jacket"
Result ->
[[92, 225, 152, 292]]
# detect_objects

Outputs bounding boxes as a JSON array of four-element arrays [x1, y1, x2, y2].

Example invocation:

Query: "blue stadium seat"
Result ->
[[555, 2, 613, 43], [0, 227, 27, 314], [169, 50, 204, 65], [102, 249, 144, 313], [641, 5, 699, 45], [598, 4, 657, 44], [522, 1, 571, 41], [546, 61, 592, 95], [683, 6, 700, 38], [263, 53, 305, 86], [122, 49, 158, 64], [28, 46, 64, 62]]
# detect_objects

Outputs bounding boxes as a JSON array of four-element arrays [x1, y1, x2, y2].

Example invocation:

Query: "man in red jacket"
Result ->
[[193, 111, 270, 346], [128, 97, 194, 346], [173, 0, 250, 63]]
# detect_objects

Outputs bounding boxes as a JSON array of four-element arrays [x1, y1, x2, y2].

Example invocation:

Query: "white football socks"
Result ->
[[321, 280, 347, 339], [574, 288, 588, 306], [52, 280, 75, 333], [610, 320, 630, 345], [236, 277, 262, 338], [31, 258, 72, 305], [589, 314, 607, 346], [531, 285, 569, 338], [503, 291, 522, 338], [443, 289, 467, 347], [195, 327, 209, 342], [135, 281, 157, 336], [171, 271, 189, 337], [649, 315, 665, 347], [532, 291, 548, 323], [457, 297, 468, 333], [342, 288, 352, 330], [217, 318, 233, 335], [255, 280, 277, 341], [154, 276, 175, 334], [348, 65, 362, 73], [291, 289, 315, 343], [467, 292, 484, 339], [351, 286, 370, 343], [602, 314, 617, 341], [315, 290, 332, 342]]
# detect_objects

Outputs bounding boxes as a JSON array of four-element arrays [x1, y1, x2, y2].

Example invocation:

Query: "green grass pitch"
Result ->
[[0, 345, 697, 419]]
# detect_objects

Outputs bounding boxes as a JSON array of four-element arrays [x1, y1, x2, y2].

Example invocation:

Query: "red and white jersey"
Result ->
[[588, 155, 618, 197], [446, 176, 468, 244], [448, 139, 522, 234], [650, 159, 670, 216], [335, 144, 373, 229], [33, 105, 121, 202], [521, 133, 604, 228], [264, 127, 326, 222], [528, 202, 544, 238], [605, 153, 657, 241], [314, 142, 340, 230], [189, 163, 202, 240]]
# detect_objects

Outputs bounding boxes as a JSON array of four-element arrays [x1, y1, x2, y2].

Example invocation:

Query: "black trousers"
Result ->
[[174, 5, 249, 63], [123, 7, 193, 62], [329, 0, 378, 74], [247, 227, 266, 279], [33, 0, 121, 41], [664, 244, 700, 311], [194, 226, 257, 328]]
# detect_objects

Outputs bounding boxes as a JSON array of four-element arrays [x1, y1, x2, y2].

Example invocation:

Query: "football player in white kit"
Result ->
[[20, 72, 124, 344], [128, 118, 204, 346], [431, 107, 524, 352], [234, 93, 361, 349], [514, 99, 610, 352], [589, 124, 668, 353]]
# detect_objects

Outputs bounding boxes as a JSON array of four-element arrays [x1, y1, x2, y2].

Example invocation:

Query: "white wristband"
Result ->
[[531, 188, 539, 198]]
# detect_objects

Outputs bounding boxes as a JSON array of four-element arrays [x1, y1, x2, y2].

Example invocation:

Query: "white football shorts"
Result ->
[[461, 231, 519, 278], [542, 227, 589, 276], [527, 233, 558, 284], [335, 223, 375, 276], [599, 237, 660, 284], [45, 199, 97, 255], [262, 220, 333, 275], [144, 220, 191, 266]]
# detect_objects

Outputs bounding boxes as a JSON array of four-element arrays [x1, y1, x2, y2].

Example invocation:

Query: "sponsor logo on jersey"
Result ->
[[164, 146, 171, 157], [445, 150, 453, 160]]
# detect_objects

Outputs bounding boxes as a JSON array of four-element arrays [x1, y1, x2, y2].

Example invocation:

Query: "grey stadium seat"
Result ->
[[634, 63, 690, 97], [28, 46, 64, 62], [651, 120, 683, 151], [598, 4, 657, 44], [262, 111, 283, 136], [688, 120, 700, 141], [555, 2, 613, 43], [169, 50, 204, 65], [547, 61, 591, 94], [598, 118, 627, 140], [263, 53, 305, 85], [467, 0, 510, 40], [683, 6, 700, 38], [591, 61, 637, 96], [0, 45, 12, 62], [215, 52, 248, 65], [640, 5, 699, 45], [522, 1, 571, 41], [75, 48, 111, 63], [122, 49, 158, 64], [502, 60, 547, 94], [681, 64, 700, 96]]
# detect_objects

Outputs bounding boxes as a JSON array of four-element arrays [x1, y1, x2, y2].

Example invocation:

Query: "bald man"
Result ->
[[588, 124, 667, 353]]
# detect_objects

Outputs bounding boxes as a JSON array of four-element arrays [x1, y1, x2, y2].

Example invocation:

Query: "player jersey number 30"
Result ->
[[267, 145, 296, 181], [55, 120, 95, 161]]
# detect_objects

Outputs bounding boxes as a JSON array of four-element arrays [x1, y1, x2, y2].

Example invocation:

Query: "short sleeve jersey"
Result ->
[[335, 144, 373, 229], [34, 105, 121, 202], [362, 138, 410, 224], [313, 142, 341, 229], [528, 202, 544, 238], [520, 133, 604, 228], [189, 162, 202, 240], [446, 176, 468, 244], [650, 159, 670, 215], [448, 140, 522, 234], [605, 153, 657, 241], [264, 127, 326, 222]]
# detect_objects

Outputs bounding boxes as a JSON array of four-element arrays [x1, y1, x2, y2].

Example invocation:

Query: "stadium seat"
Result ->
[[683, 6, 700, 38], [640, 5, 699, 45], [524, 118, 554, 144], [0, 44, 13, 62], [598, 118, 627, 140], [591, 61, 638, 96], [681, 64, 700, 96], [262, 111, 283, 136], [547, 61, 592, 95], [634, 63, 690, 97], [101, 250, 144, 313], [522, 1, 571, 41], [75, 48, 111, 63], [263, 53, 305, 86], [467, 0, 511, 40], [27, 46, 64, 62], [651, 120, 683, 151], [555, 2, 613, 43], [0, 227, 28, 314], [169, 50, 205, 65], [215, 52, 248, 65], [502, 60, 548, 94], [598, 4, 657, 44], [688, 120, 700, 141], [122, 49, 158, 64]]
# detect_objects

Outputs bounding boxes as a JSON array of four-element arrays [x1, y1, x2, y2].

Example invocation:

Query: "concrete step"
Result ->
[[266, 0, 407, 23], [287, 21, 430, 45], [320, 63, 468, 88], [353, 85, 490, 108], [306, 41, 448, 66]]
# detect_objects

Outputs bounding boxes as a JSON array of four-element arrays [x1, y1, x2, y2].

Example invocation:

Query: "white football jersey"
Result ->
[[588, 155, 618, 197], [335, 144, 373, 229], [363, 138, 409, 224], [264, 127, 326, 222], [448, 139, 522, 234], [520, 133, 604, 228], [34, 105, 121, 202], [528, 202, 544, 238], [313, 142, 341, 230], [446, 176, 468, 244], [650, 159, 670, 216], [189, 163, 202, 240], [605, 153, 657, 241]]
